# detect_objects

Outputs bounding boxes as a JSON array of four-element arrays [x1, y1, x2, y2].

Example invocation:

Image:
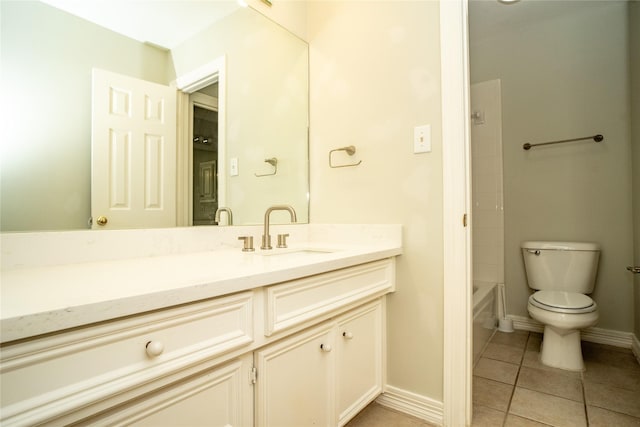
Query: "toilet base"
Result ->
[[540, 326, 585, 371]]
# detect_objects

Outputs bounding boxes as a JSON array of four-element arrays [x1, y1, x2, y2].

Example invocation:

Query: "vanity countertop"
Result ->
[[1, 225, 402, 343]]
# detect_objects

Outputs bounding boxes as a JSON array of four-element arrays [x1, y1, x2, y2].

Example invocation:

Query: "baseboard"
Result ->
[[632, 334, 640, 365], [376, 385, 443, 427], [509, 315, 544, 334], [508, 315, 634, 348]]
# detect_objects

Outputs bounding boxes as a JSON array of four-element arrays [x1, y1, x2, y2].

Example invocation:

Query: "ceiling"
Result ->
[[40, 0, 241, 50]]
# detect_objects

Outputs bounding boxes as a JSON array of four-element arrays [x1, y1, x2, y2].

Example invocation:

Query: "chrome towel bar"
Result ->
[[523, 134, 603, 151], [329, 145, 362, 168], [255, 157, 278, 177]]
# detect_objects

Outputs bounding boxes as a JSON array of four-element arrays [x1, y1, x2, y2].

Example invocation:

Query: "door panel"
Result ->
[[91, 69, 176, 229], [336, 301, 382, 426], [254, 324, 334, 427]]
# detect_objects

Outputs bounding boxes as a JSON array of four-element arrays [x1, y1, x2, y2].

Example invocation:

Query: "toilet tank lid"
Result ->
[[521, 241, 600, 251]]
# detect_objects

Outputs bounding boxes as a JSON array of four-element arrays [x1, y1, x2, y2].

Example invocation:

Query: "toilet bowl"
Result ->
[[527, 291, 598, 371], [521, 241, 600, 371]]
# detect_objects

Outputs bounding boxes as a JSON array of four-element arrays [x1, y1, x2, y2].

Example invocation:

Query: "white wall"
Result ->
[[470, 1, 634, 332], [0, 1, 171, 231], [307, 1, 444, 400]]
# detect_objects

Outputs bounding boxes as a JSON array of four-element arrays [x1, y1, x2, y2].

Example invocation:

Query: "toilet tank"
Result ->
[[521, 241, 600, 293]]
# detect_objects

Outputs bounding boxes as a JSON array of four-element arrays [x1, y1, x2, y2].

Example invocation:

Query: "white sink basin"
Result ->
[[256, 248, 336, 258]]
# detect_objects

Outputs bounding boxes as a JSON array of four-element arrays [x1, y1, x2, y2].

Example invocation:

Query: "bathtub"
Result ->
[[473, 281, 497, 365]]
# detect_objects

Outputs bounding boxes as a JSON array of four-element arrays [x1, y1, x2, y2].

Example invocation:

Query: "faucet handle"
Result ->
[[238, 236, 255, 252], [277, 233, 290, 249]]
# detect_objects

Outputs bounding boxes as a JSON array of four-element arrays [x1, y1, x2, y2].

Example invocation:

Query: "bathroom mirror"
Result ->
[[0, 0, 309, 232]]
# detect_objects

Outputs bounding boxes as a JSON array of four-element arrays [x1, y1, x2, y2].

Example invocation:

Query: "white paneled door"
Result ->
[[91, 69, 176, 229]]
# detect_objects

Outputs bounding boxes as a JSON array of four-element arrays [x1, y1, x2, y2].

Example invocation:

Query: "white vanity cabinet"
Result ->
[[0, 292, 255, 426], [254, 322, 336, 427], [335, 301, 383, 426], [74, 355, 254, 427], [0, 256, 396, 427], [254, 300, 384, 427]]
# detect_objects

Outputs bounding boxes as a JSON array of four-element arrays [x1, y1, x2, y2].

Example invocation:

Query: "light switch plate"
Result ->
[[230, 157, 239, 176], [414, 125, 431, 153]]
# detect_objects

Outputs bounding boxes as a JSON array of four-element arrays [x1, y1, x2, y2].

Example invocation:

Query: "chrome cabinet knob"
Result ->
[[145, 341, 164, 358], [627, 266, 640, 274]]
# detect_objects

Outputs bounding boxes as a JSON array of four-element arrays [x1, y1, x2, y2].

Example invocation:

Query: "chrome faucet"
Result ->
[[261, 205, 297, 250], [214, 207, 233, 226]]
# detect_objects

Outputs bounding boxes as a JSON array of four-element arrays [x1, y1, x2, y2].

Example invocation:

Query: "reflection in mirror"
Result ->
[[191, 86, 219, 225], [0, 0, 309, 232]]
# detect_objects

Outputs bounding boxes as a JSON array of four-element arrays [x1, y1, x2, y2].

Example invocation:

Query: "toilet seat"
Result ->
[[529, 291, 597, 314]]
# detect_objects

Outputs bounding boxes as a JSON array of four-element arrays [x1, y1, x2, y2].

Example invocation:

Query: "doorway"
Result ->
[[189, 87, 219, 225]]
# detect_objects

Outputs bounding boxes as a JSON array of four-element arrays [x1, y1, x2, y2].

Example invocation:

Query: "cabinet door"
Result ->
[[255, 324, 334, 427], [336, 301, 383, 426], [77, 356, 253, 427]]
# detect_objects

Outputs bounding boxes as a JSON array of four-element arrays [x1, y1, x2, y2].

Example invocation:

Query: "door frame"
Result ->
[[175, 56, 227, 227], [440, 1, 473, 426]]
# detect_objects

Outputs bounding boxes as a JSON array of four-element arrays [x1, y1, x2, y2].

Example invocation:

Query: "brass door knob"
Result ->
[[96, 216, 108, 226]]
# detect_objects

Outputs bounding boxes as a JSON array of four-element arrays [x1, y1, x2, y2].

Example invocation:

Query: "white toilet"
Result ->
[[521, 241, 600, 371]]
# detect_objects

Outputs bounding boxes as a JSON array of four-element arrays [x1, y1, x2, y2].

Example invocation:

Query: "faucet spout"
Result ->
[[261, 205, 297, 250], [214, 207, 233, 226]]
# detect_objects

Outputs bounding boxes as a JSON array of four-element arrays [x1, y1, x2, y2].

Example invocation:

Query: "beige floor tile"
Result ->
[[344, 402, 435, 427], [582, 341, 640, 370], [584, 360, 640, 391], [521, 350, 581, 378], [517, 365, 583, 402], [491, 330, 529, 349], [587, 406, 640, 427], [475, 357, 520, 385], [472, 405, 506, 426], [526, 333, 543, 350], [473, 376, 514, 412], [582, 342, 640, 372], [482, 342, 526, 365], [522, 349, 541, 367], [509, 387, 587, 427], [504, 414, 551, 426], [584, 381, 640, 418]]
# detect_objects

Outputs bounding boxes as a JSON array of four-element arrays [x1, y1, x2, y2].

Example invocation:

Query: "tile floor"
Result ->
[[472, 330, 640, 426], [346, 330, 640, 427], [346, 402, 435, 427]]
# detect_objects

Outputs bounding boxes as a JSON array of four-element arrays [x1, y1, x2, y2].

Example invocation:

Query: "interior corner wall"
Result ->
[[470, 1, 634, 332], [246, 0, 308, 41], [306, 1, 444, 400]]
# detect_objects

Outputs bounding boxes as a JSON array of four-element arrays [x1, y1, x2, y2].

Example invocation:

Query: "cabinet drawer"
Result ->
[[265, 259, 394, 336], [74, 355, 254, 427], [0, 292, 253, 426]]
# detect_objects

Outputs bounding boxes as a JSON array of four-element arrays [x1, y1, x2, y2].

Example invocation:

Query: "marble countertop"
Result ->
[[1, 225, 402, 343]]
